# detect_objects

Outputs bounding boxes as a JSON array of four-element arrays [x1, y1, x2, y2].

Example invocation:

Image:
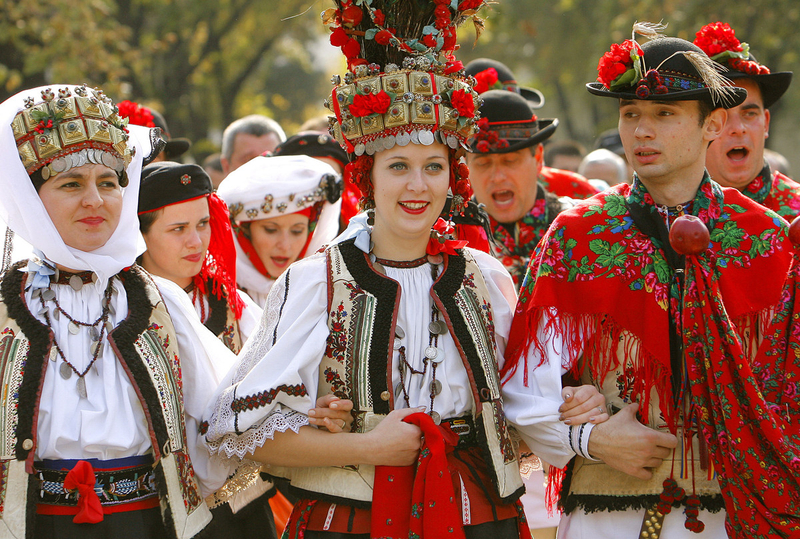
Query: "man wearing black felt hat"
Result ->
[[466, 89, 578, 288], [504, 25, 800, 538], [466, 59, 598, 200], [694, 22, 799, 219]]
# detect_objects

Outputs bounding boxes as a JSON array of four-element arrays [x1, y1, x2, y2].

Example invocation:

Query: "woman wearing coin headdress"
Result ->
[[0, 84, 235, 538], [202, 2, 605, 537]]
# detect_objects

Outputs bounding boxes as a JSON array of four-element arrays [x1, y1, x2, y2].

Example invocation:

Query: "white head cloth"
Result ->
[[217, 154, 342, 293], [0, 85, 157, 286]]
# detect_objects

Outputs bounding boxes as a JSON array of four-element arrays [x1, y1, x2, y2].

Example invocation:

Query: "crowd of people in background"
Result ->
[[0, 3, 798, 538]]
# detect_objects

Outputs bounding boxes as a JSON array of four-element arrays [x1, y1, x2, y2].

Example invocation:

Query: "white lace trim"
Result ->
[[208, 409, 309, 460]]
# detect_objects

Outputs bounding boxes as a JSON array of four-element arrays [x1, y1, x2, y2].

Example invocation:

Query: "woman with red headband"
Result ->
[[138, 161, 261, 353], [217, 155, 343, 308]]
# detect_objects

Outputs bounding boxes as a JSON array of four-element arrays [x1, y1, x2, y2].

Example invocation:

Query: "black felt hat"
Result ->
[[587, 37, 747, 109], [723, 65, 792, 110], [471, 90, 557, 154], [272, 133, 348, 169], [150, 109, 192, 160], [138, 161, 212, 214], [693, 22, 792, 110], [465, 58, 545, 109]]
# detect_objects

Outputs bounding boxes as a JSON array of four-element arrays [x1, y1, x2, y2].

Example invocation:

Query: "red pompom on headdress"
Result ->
[[117, 100, 156, 128]]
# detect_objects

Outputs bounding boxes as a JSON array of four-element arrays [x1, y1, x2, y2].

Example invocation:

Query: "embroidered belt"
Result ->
[[36, 455, 158, 514], [441, 415, 477, 449]]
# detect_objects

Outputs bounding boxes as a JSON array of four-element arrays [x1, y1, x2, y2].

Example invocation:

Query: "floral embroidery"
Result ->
[[323, 367, 347, 398], [324, 303, 349, 364], [741, 165, 800, 220], [174, 450, 202, 511], [491, 400, 515, 463], [489, 185, 551, 288], [221, 323, 239, 354]]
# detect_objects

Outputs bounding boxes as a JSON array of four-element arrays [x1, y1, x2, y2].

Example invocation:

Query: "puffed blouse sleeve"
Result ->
[[152, 275, 237, 496], [472, 250, 590, 468], [202, 252, 330, 460]]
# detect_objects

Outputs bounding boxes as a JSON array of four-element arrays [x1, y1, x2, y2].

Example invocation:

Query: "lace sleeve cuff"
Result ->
[[208, 409, 310, 460]]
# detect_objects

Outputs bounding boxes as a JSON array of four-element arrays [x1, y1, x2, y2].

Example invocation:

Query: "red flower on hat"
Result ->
[[342, 37, 361, 59], [459, 0, 483, 10], [349, 90, 391, 117], [474, 68, 500, 94], [434, 5, 451, 19], [450, 89, 475, 118], [597, 40, 643, 89], [442, 27, 457, 51], [375, 29, 394, 45], [341, 4, 363, 26], [372, 9, 385, 26], [693, 22, 742, 58], [117, 100, 155, 128]]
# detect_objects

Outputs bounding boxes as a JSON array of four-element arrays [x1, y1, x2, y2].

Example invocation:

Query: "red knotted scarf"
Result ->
[[63, 460, 104, 524], [371, 412, 464, 539]]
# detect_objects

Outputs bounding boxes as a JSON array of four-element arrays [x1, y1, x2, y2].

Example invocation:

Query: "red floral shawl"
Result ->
[[741, 163, 800, 220], [540, 166, 599, 200], [505, 175, 799, 536]]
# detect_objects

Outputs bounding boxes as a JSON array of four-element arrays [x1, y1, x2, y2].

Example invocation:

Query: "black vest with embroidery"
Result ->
[[268, 239, 523, 506], [0, 263, 210, 539], [202, 282, 242, 354]]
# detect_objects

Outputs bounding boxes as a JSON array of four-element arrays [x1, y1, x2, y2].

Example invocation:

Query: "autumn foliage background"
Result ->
[[2, 0, 798, 169]]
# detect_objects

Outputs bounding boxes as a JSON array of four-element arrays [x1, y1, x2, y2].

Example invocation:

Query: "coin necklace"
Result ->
[[393, 260, 448, 425], [34, 276, 115, 398]]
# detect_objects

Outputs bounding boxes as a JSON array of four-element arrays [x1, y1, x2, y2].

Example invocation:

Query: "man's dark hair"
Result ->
[[698, 98, 714, 126]]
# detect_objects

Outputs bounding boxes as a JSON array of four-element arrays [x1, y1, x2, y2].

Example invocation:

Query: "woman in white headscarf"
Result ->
[[0, 84, 233, 539], [217, 155, 342, 308]]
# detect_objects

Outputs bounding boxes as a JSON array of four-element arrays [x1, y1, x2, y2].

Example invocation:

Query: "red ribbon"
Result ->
[[370, 412, 465, 539], [427, 218, 468, 257], [63, 460, 104, 524]]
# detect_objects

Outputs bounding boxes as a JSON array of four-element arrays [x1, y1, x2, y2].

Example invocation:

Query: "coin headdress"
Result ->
[[11, 85, 139, 188], [323, 0, 488, 211]]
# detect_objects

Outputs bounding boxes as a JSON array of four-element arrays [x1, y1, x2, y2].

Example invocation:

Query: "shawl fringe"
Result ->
[[561, 493, 725, 515]]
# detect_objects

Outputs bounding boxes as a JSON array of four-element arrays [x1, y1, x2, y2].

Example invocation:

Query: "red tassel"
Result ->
[[195, 194, 245, 319], [544, 466, 565, 516], [63, 460, 103, 524]]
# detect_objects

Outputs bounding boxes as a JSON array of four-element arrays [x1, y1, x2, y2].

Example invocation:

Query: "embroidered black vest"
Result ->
[[0, 263, 210, 539], [267, 240, 523, 506]]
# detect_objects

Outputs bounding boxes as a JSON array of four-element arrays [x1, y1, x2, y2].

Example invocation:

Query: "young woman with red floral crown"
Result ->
[[201, 2, 606, 538]]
